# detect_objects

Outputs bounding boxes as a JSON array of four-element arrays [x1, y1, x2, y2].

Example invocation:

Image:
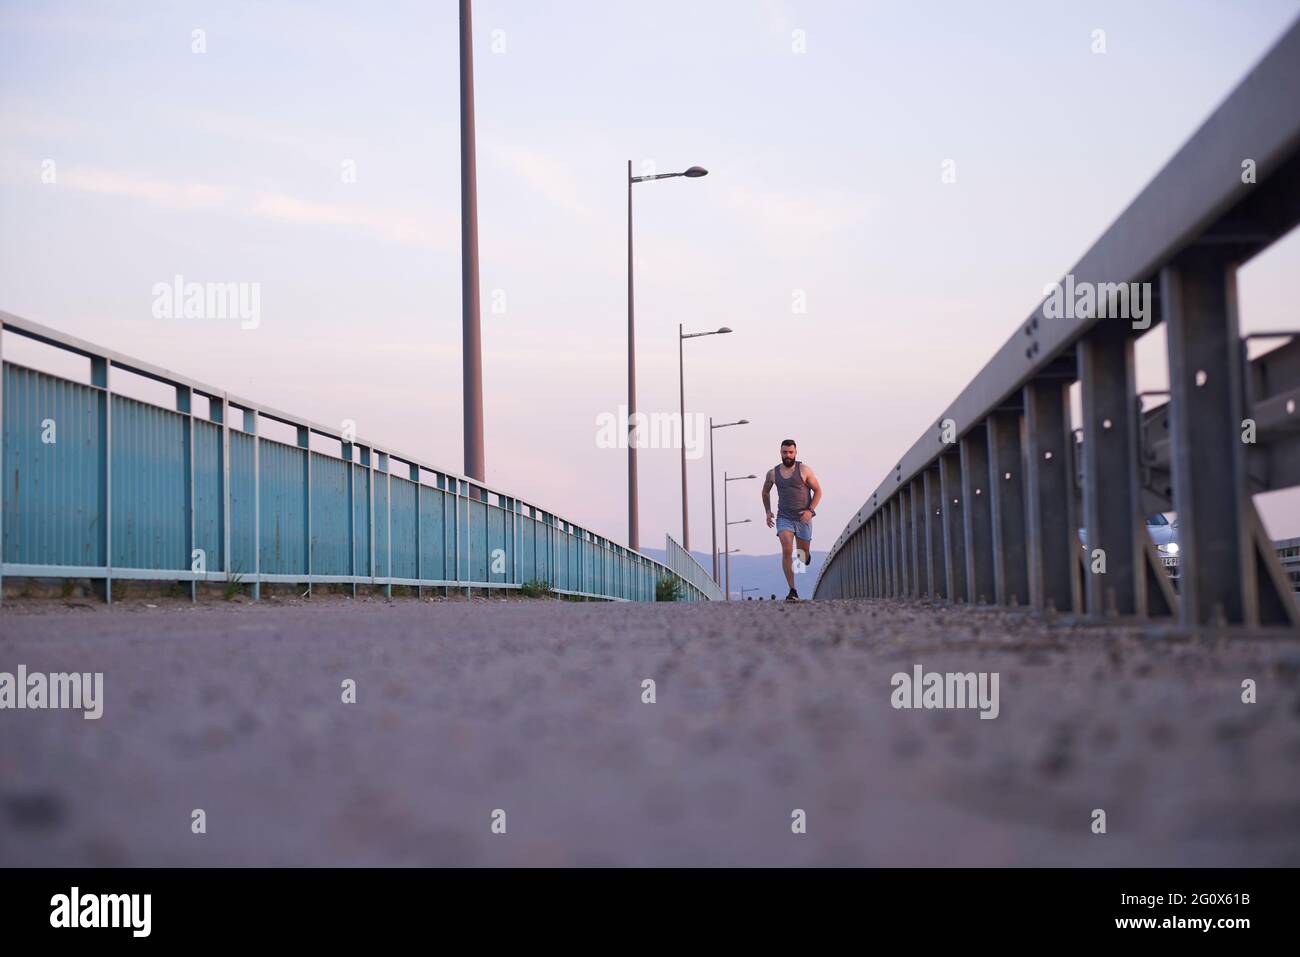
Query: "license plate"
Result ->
[[1161, 557, 1178, 567]]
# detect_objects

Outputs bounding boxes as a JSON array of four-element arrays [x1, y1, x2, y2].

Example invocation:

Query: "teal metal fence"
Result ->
[[0, 311, 710, 603], [663, 535, 724, 601]]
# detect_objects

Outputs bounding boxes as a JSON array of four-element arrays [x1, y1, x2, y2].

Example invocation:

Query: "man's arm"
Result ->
[[799, 466, 823, 522], [761, 470, 775, 527]]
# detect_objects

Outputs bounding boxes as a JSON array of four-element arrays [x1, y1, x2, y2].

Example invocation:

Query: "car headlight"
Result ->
[[1159, 543, 1180, 555]]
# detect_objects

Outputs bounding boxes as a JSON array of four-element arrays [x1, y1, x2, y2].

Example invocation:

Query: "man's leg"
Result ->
[[795, 538, 812, 575], [779, 530, 796, 589]]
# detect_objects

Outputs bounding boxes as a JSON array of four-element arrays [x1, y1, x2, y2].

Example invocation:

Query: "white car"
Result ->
[[1079, 514, 1180, 581], [1146, 513, 1181, 577]]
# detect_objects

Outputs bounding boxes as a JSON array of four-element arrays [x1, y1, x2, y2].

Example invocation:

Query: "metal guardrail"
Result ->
[[0, 311, 711, 603], [664, 534, 724, 601], [814, 16, 1300, 631]]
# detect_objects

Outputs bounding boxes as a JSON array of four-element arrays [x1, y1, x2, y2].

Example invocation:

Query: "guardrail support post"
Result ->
[[939, 451, 966, 601], [908, 483, 921, 596], [899, 488, 909, 595], [881, 506, 891, 596], [844, 533, 851, 598], [1161, 253, 1295, 626], [889, 498, 901, 597], [987, 411, 1028, 606], [923, 467, 943, 598], [908, 478, 923, 598], [250, 409, 260, 601], [1078, 321, 1146, 617], [876, 513, 886, 597], [881, 502, 890, 596], [92, 356, 112, 604], [377, 452, 390, 599], [179, 386, 195, 602], [513, 498, 520, 589], [884, 510, 892, 597], [298, 426, 311, 598], [412, 463, 422, 599], [1023, 379, 1078, 614], [842, 530, 851, 597], [881, 511, 889, 598], [220, 397, 231, 595], [863, 520, 873, 595], [864, 523, 872, 597], [855, 527, 864, 597], [863, 523, 874, 593], [344, 440, 355, 598], [849, 531, 855, 599], [359, 445, 372, 594], [960, 425, 995, 604], [888, 496, 899, 597]]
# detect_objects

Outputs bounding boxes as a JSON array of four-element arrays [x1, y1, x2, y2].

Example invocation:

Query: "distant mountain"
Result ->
[[640, 547, 827, 600]]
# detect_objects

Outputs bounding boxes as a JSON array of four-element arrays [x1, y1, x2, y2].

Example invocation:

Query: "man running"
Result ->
[[761, 439, 823, 602]]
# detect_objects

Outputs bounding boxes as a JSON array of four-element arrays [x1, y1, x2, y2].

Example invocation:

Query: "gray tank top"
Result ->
[[774, 461, 812, 519]]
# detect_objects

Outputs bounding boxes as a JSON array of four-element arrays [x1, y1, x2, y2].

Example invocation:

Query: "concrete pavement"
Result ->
[[1, 594, 1298, 866]]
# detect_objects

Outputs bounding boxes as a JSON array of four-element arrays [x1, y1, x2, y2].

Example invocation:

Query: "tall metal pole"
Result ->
[[724, 470, 730, 601], [709, 417, 717, 582], [679, 324, 689, 552], [459, 0, 485, 481], [627, 160, 639, 551]]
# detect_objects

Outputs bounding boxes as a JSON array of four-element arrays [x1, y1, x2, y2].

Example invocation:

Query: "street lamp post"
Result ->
[[459, 0, 484, 481], [720, 547, 742, 591], [723, 524, 750, 601], [679, 325, 731, 551], [723, 472, 756, 600], [627, 162, 708, 551], [709, 418, 748, 582]]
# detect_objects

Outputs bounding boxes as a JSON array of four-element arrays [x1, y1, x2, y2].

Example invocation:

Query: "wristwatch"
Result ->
[[806, 508, 816, 517]]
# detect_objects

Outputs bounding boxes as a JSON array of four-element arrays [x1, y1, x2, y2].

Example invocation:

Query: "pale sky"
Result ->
[[2, 0, 1299, 556]]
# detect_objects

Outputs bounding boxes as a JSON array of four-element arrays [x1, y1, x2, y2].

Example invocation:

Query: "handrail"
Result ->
[[813, 16, 1300, 631], [664, 534, 724, 601], [0, 310, 707, 603]]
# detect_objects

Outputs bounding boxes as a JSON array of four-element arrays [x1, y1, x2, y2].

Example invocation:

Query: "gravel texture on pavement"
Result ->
[[2, 595, 1298, 866]]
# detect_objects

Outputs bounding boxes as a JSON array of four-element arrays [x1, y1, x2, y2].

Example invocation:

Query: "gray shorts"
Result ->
[[775, 515, 812, 540]]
